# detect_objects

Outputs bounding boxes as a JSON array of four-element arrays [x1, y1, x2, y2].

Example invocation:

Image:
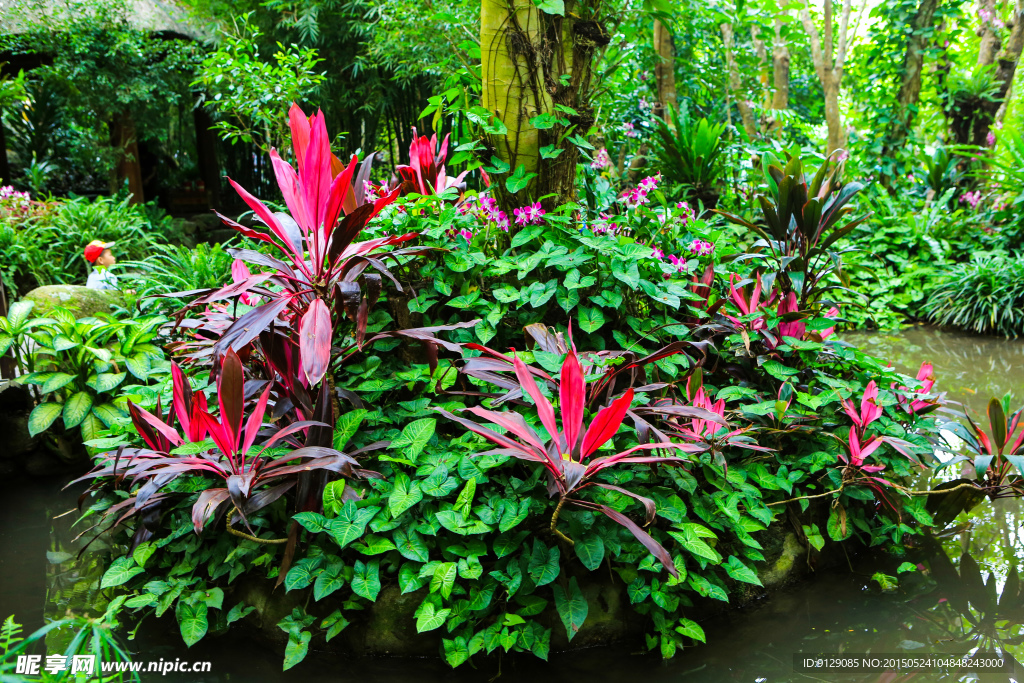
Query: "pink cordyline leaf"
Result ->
[[218, 349, 246, 454], [288, 103, 311, 169], [580, 388, 635, 459], [270, 149, 314, 233], [171, 362, 194, 439], [227, 179, 303, 261], [129, 401, 183, 449], [300, 298, 333, 387], [560, 351, 585, 456], [241, 383, 273, 460], [304, 112, 334, 240], [512, 353, 561, 449]]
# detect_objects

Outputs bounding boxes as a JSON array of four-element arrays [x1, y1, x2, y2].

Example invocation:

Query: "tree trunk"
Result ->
[[952, 1, 1024, 145], [770, 16, 791, 132], [879, 0, 941, 181], [977, 0, 1001, 66], [653, 19, 677, 119], [110, 109, 144, 204], [752, 24, 770, 116], [801, 0, 856, 154], [721, 22, 758, 139], [823, 77, 845, 152], [480, 0, 606, 210]]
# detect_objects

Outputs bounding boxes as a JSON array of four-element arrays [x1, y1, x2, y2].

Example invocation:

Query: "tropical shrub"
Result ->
[[0, 301, 167, 447], [650, 106, 726, 208], [118, 242, 239, 315], [69, 120, 964, 673], [0, 193, 180, 297], [922, 256, 1024, 336]]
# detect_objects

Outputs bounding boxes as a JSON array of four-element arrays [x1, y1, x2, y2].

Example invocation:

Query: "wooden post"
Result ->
[[110, 109, 144, 204], [194, 104, 221, 208]]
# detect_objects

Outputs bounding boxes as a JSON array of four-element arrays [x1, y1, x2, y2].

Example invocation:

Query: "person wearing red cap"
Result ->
[[84, 240, 120, 291]]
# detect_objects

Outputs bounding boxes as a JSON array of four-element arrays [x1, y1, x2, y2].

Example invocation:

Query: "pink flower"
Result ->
[[639, 174, 661, 191], [987, 131, 996, 146], [623, 122, 638, 138], [591, 147, 611, 170], [894, 362, 938, 415], [513, 202, 545, 226], [652, 247, 665, 261], [960, 190, 982, 209]]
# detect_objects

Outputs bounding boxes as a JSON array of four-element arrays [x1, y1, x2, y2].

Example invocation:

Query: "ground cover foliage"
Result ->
[[3, 0, 1024, 669], [11, 109, 1019, 673]]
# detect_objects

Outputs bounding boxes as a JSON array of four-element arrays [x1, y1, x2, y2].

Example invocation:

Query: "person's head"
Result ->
[[84, 240, 116, 267]]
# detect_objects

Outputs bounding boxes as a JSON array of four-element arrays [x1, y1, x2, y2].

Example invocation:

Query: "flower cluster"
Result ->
[[590, 147, 611, 170], [620, 174, 660, 209], [648, 247, 690, 277], [591, 213, 624, 236], [676, 201, 695, 225], [0, 185, 30, 208], [459, 195, 510, 232], [513, 202, 545, 227], [623, 122, 639, 139], [688, 239, 714, 256], [960, 190, 982, 209], [979, 8, 1005, 27]]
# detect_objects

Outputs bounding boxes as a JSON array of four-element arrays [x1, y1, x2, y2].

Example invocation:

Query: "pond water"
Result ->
[[2, 327, 1022, 683]]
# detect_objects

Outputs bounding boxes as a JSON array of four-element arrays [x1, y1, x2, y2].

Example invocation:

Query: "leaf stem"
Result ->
[[550, 496, 574, 546]]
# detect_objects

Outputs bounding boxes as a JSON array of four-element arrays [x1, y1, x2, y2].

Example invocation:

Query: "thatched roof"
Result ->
[[0, 0, 213, 42]]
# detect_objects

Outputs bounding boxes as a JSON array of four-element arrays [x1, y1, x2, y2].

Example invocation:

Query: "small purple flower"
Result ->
[[591, 147, 611, 170], [987, 130, 996, 147], [960, 190, 982, 209], [623, 122, 639, 139], [513, 202, 545, 226]]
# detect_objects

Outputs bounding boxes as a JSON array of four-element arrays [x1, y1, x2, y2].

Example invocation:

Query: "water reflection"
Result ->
[[843, 326, 1024, 416], [5, 327, 1024, 682]]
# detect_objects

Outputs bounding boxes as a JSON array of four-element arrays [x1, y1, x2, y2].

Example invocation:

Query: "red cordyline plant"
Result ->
[[176, 103, 435, 389], [438, 332, 700, 577], [637, 370, 773, 469], [835, 380, 917, 502], [457, 322, 709, 411], [383, 127, 469, 197], [723, 272, 838, 350], [74, 350, 374, 538], [944, 396, 1024, 497]]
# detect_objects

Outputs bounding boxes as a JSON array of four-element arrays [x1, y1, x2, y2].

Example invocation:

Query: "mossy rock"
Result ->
[[23, 285, 122, 319]]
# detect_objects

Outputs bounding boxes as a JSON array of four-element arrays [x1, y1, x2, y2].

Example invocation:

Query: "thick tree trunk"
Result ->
[[721, 22, 758, 139], [110, 109, 144, 204], [770, 16, 791, 132], [952, 1, 1024, 145], [653, 19, 677, 119], [879, 0, 941, 182], [801, 0, 856, 154], [978, 0, 1001, 66], [822, 78, 845, 152], [752, 24, 770, 115], [480, 0, 605, 210]]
